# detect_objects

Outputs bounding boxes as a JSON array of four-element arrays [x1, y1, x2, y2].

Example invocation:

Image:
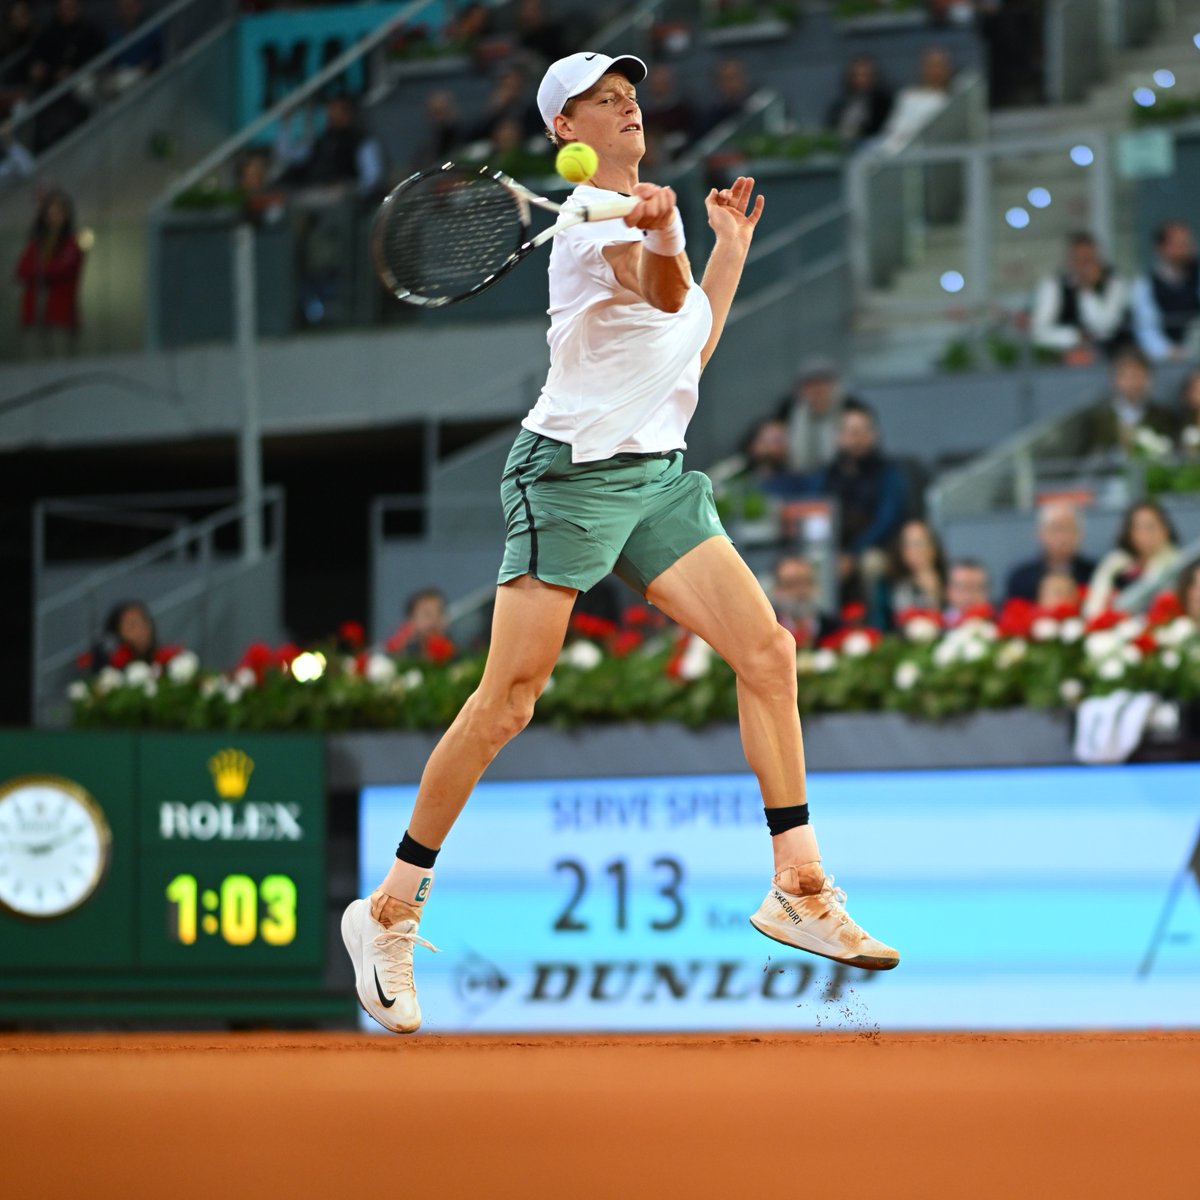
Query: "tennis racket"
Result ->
[[370, 162, 639, 307]]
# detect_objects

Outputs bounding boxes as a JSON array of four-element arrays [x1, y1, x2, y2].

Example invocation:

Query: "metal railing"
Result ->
[[33, 486, 285, 726]]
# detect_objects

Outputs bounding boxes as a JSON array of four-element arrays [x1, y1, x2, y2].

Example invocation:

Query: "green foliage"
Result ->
[[1145, 460, 1200, 496], [740, 130, 844, 161]]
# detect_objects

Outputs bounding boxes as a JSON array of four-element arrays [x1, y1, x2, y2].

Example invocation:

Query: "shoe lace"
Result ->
[[373, 927, 439, 992], [821, 875, 851, 925]]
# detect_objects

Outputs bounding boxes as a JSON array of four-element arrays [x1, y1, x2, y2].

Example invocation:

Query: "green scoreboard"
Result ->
[[0, 730, 352, 1024]]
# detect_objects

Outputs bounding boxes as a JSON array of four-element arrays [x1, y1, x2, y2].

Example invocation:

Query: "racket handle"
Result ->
[[577, 195, 640, 222]]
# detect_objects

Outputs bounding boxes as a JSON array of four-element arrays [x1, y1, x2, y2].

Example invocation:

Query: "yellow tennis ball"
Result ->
[[556, 142, 598, 184]]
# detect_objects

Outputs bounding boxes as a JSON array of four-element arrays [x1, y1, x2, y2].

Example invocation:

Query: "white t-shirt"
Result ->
[[522, 184, 713, 463]]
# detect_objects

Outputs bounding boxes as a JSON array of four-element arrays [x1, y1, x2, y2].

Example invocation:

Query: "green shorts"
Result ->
[[498, 429, 730, 594]]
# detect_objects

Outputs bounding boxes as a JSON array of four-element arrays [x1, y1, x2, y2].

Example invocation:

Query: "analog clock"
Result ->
[[0, 775, 111, 919]]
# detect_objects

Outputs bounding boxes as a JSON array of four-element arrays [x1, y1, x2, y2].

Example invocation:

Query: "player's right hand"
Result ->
[[625, 182, 678, 231]]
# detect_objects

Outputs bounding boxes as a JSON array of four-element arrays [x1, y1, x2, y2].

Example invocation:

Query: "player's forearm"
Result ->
[[638, 248, 691, 313], [699, 236, 750, 369]]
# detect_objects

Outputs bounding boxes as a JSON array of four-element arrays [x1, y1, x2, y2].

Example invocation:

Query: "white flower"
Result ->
[[1162, 649, 1181, 670], [365, 654, 397, 684], [841, 630, 875, 658], [95, 667, 123, 694], [561, 640, 604, 671], [1135, 427, 1174, 459], [1084, 630, 1122, 661], [342, 655, 358, 676], [677, 635, 714, 681], [903, 616, 940, 643], [796, 650, 815, 675], [223, 682, 243, 704], [67, 680, 89, 702], [1149, 701, 1180, 738], [996, 639, 1027, 669], [894, 661, 920, 690], [234, 666, 258, 689], [812, 648, 837, 673], [166, 650, 199, 684], [959, 618, 998, 641], [1121, 644, 1143, 666], [1059, 618, 1084, 644], [1097, 658, 1125, 681], [401, 668, 423, 690], [124, 660, 152, 686], [1183, 424, 1200, 449], [1114, 618, 1143, 643], [932, 639, 958, 668], [143, 680, 158, 698], [200, 677, 219, 699], [1156, 617, 1196, 647], [1030, 617, 1059, 642], [1059, 678, 1084, 704], [961, 638, 988, 663]]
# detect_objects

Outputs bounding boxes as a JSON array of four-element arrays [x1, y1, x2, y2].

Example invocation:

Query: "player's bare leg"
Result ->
[[646, 536, 898, 969]]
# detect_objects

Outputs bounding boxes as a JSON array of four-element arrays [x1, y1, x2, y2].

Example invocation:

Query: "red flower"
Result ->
[[664, 631, 690, 679], [339, 620, 366, 650], [570, 613, 618, 639], [109, 644, 132, 669], [623, 605, 653, 627], [817, 632, 843, 650], [840, 602, 867, 625], [153, 644, 183, 665], [239, 641, 274, 675], [425, 634, 456, 664], [75, 651, 93, 670], [896, 606, 944, 629], [611, 629, 643, 657], [354, 652, 368, 675], [1146, 591, 1184, 628], [1085, 610, 1126, 633], [956, 603, 995, 624], [997, 598, 1036, 639], [385, 622, 414, 655], [1043, 601, 1081, 620], [1132, 631, 1157, 655], [275, 643, 302, 670]]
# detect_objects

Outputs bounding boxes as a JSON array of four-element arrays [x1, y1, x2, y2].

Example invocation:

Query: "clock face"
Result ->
[[0, 776, 111, 919]]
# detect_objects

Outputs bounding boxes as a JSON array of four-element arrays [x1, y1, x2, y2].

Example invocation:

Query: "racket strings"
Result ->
[[376, 172, 526, 302]]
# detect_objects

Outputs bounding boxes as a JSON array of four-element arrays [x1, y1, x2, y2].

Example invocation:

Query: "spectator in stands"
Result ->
[[1178, 558, 1200, 623], [236, 148, 285, 225], [944, 558, 992, 624], [278, 95, 384, 197], [1031, 233, 1130, 364], [641, 63, 698, 161], [1036, 570, 1081, 610], [1083, 500, 1181, 618], [89, 599, 158, 672], [26, 0, 104, 148], [0, 119, 34, 184], [698, 58, 753, 138], [741, 417, 792, 486], [777, 357, 849, 473], [514, 0, 569, 67], [15, 186, 83, 353], [0, 0, 39, 88], [420, 89, 462, 163], [467, 64, 542, 145], [1004, 501, 1096, 602], [1079, 346, 1178, 461], [811, 400, 907, 600], [770, 553, 839, 648], [879, 45, 954, 153], [386, 588, 457, 662], [1131, 220, 1200, 362], [105, 0, 163, 96], [878, 518, 947, 626], [1178, 368, 1200, 459], [826, 55, 893, 145]]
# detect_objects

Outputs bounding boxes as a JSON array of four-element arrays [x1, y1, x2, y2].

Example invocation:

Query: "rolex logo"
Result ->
[[207, 748, 254, 800]]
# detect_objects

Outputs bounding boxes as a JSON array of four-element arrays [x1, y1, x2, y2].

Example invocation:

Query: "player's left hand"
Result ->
[[705, 176, 764, 246]]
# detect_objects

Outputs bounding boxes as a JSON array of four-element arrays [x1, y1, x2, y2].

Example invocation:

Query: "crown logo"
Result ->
[[207, 748, 254, 800]]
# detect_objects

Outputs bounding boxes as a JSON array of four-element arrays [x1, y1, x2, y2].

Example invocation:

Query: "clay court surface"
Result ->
[[3, 1030, 1198, 1198]]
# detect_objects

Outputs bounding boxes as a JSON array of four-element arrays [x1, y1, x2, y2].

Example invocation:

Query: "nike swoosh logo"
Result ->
[[584, 54, 597, 60], [373, 967, 397, 1008]]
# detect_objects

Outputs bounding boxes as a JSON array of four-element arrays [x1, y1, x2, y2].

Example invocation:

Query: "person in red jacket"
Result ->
[[15, 188, 83, 352]]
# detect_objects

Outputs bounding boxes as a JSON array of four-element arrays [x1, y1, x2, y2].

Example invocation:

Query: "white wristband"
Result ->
[[643, 212, 685, 257]]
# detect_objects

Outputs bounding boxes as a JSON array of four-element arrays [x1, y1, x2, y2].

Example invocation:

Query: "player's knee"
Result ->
[[479, 679, 538, 745], [737, 624, 797, 695]]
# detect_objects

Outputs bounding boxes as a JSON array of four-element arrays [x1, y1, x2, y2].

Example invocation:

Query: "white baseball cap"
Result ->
[[536, 51, 648, 133]]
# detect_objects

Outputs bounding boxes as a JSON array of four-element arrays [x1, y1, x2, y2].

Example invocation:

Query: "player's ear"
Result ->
[[553, 113, 573, 144]]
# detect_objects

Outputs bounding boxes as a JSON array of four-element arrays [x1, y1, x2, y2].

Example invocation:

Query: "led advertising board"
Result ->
[[359, 764, 1200, 1032]]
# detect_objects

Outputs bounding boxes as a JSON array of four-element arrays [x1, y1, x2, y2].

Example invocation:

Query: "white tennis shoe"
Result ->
[[749, 864, 899, 971], [341, 898, 438, 1033]]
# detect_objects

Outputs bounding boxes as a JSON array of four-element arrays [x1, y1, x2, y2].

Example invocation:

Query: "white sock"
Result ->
[[771, 824, 821, 875]]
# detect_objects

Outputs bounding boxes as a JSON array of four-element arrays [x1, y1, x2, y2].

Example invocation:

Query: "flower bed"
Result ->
[[67, 599, 1200, 733]]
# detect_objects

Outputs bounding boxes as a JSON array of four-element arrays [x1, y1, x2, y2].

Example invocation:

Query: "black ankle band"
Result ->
[[764, 803, 809, 836], [396, 831, 439, 868]]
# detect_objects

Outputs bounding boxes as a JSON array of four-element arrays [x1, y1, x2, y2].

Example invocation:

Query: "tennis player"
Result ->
[[343, 51, 898, 1033]]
